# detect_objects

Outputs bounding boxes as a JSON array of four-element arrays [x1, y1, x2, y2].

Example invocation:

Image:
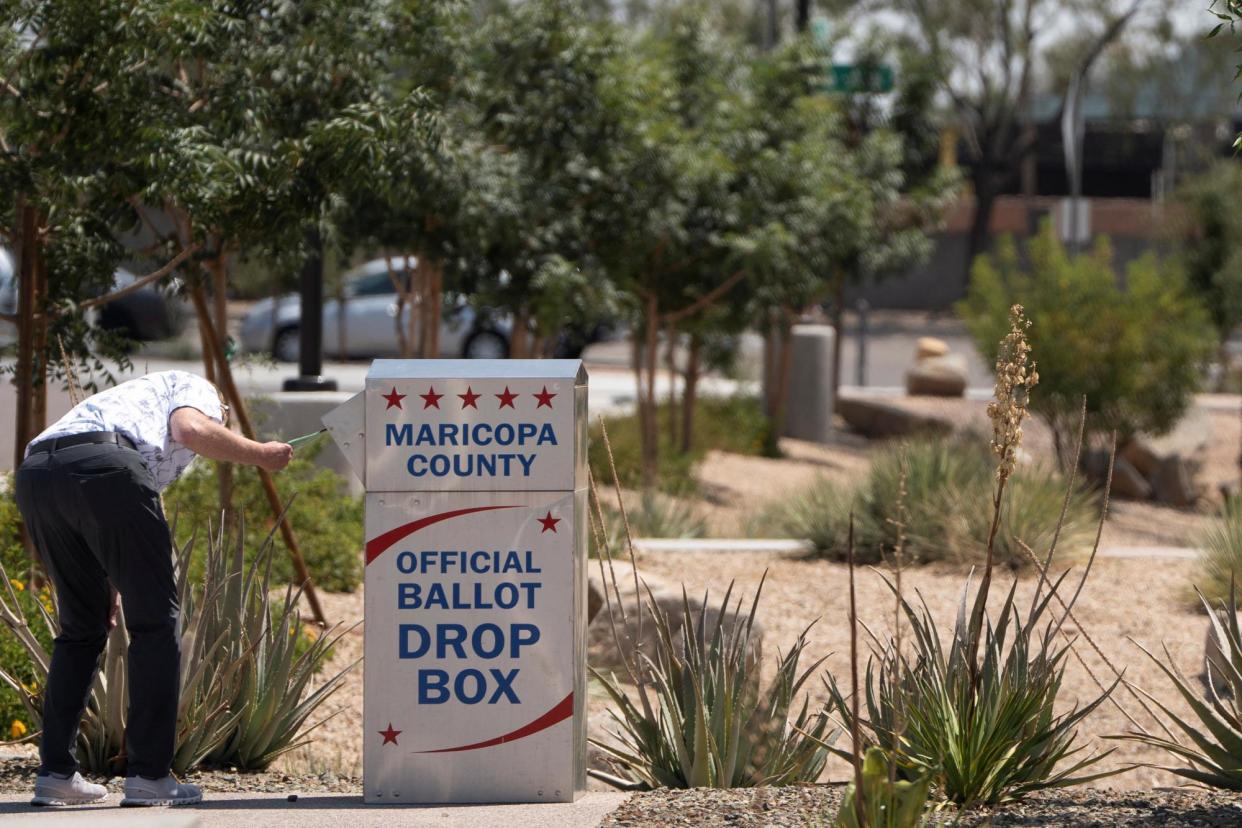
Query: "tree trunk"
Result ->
[[641, 294, 660, 490], [795, 0, 811, 32], [13, 201, 40, 472], [664, 322, 679, 451], [384, 254, 410, 357], [511, 307, 530, 359], [770, 314, 795, 437], [762, 319, 778, 417], [831, 270, 845, 405], [681, 334, 701, 454], [427, 261, 442, 358], [965, 170, 1001, 282], [210, 255, 234, 528]]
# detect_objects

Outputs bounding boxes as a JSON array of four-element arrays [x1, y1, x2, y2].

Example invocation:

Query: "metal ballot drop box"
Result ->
[[322, 360, 588, 804]]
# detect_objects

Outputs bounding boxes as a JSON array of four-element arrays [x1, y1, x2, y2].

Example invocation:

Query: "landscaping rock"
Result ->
[[915, 336, 950, 360], [1109, 457, 1153, 501], [587, 562, 763, 676], [905, 354, 969, 397], [837, 396, 953, 439], [1152, 456, 1199, 508]]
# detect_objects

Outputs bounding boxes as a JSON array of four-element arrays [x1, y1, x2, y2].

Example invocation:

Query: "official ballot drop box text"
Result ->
[[323, 360, 588, 804]]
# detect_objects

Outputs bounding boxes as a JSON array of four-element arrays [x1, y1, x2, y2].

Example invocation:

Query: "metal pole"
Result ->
[[855, 298, 869, 388], [284, 227, 337, 391]]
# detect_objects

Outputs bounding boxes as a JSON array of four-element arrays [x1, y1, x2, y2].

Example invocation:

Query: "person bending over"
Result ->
[[15, 370, 292, 807]]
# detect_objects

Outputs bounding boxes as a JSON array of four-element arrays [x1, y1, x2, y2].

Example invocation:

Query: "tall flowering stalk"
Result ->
[[968, 305, 1038, 684]]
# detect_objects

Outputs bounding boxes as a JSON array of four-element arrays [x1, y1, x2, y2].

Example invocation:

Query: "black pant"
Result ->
[[15, 441, 180, 779]]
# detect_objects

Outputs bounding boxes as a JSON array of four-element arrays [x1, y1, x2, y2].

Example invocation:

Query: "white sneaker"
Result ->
[[121, 775, 203, 807], [31, 771, 109, 806]]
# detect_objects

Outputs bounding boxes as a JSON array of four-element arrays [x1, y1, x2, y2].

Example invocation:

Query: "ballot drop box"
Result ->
[[323, 359, 588, 804]]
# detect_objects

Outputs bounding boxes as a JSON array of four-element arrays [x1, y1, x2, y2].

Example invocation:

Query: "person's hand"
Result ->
[[257, 441, 294, 472], [108, 584, 121, 632]]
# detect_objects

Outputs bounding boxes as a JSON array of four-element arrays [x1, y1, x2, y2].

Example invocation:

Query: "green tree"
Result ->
[[1173, 161, 1242, 381], [959, 223, 1215, 461]]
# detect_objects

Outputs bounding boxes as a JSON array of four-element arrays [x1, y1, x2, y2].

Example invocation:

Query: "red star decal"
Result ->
[[379, 723, 402, 745], [458, 387, 481, 409], [538, 511, 561, 533], [495, 386, 518, 409], [420, 386, 443, 409], [382, 388, 406, 410], [534, 385, 557, 409]]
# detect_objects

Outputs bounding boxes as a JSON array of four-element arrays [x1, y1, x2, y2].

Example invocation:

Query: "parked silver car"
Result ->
[[240, 257, 512, 362]]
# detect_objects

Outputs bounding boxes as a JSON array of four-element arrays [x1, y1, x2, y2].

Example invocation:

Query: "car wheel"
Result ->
[[273, 326, 300, 363], [462, 330, 509, 360]]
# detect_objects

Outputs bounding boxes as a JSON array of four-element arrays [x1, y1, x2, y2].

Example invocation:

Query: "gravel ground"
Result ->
[[601, 786, 1242, 827], [0, 757, 361, 795]]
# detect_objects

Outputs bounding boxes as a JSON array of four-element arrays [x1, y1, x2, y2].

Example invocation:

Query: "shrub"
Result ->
[[958, 222, 1214, 456], [600, 491, 707, 550], [589, 395, 772, 494], [0, 516, 354, 775], [591, 578, 836, 788], [1195, 497, 1242, 609], [757, 437, 1097, 570], [163, 437, 363, 592], [1118, 584, 1242, 789]]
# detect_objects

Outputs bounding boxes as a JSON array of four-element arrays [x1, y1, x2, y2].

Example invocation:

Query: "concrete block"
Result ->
[[248, 391, 362, 494], [782, 324, 836, 444]]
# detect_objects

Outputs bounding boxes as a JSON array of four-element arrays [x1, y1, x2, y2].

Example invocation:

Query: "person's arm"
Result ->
[[169, 407, 293, 472]]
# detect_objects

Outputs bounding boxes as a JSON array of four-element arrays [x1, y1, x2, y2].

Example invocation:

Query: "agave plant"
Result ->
[[590, 577, 836, 788], [1117, 582, 1242, 788], [0, 514, 355, 775], [827, 576, 1117, 806]]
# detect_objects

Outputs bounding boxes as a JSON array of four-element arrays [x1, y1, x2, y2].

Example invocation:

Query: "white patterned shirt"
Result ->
[[29, 370, 224, 491]]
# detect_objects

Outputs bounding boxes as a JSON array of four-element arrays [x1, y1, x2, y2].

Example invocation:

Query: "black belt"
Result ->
[[28, 432, 137, 454]]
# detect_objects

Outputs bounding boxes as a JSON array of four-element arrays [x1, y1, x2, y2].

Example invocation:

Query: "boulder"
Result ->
[[587, 563, 763, 678], [1152, 456, 1199, 508], [837, 396, 953, 439], [905, 354, 969, 398], [1108, 457, 1153, 501], [915, 336, 951, 360]]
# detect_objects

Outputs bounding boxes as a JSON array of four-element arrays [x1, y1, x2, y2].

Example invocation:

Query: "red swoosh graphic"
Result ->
[[416, 693, 574, 753], [365, 505, 520, 564]]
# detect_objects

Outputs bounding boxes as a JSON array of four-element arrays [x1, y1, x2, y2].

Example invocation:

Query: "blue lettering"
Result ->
[[408, 454, 428, 476], [517, 454, 535, 476], [489, 669, 520, 704], [518, 423, 536, 443], [415, 423, 435, 446], [439, 423, 459, 446], [418, 669, 450, 704], [512, 623, 540, 657], [438, 624, 467, 658], [456, 670, 487, 705], [398, 582, 420, 609], [473, 623, 504, 658], [495, 424, 514, 445], [386, 423, 413, 446], [538, 423, 557, 445], [400, 624, 429, 658], [396, 551, 418, 574]]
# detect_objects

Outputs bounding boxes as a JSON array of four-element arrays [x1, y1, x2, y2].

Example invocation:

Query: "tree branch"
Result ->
[[661, 269, 747, 325], [77, 244, 200, 311]]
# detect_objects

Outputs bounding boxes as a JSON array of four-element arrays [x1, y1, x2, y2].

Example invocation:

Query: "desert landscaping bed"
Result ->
[[601, 786, 1242, 827]]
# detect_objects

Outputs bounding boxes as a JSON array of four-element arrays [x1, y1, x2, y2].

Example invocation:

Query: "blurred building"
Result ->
[[850, 54, 1242, 310]]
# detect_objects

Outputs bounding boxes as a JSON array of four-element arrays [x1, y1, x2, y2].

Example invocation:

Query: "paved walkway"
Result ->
[[0, 791, 628, 828]]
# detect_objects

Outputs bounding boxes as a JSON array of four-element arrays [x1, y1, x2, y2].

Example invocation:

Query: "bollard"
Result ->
[[323, 359, 588, 804], [782, 324, 836, 444]]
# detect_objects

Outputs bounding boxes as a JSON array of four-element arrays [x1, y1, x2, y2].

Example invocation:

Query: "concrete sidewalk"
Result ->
[[0, 791, 629, 828]]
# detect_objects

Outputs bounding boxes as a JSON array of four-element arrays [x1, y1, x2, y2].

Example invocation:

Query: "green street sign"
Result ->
[[821, 63, 894, 94]]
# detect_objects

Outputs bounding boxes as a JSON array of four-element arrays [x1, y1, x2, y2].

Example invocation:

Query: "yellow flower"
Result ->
[[9, 719, 27, 740], [8, 578, 23, 592]]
